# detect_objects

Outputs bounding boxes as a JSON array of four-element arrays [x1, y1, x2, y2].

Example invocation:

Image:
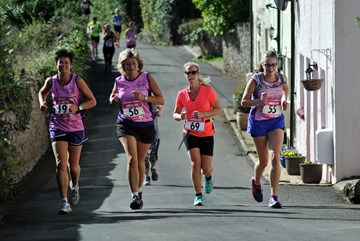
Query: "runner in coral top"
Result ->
[[173, 62, 222, 206]]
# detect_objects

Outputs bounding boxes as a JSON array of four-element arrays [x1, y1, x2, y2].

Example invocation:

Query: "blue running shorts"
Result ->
[[50, 129, 88, 146], [247, 115, 285, 137]]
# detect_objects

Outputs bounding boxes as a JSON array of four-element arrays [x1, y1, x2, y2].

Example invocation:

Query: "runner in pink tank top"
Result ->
[[38, 49, 96, 215], [109, 49, 164, 210], [241, 50, 289, 209]]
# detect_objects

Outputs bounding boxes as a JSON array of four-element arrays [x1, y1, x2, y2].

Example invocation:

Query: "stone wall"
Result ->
[[222, 22, 251, 79], [9, 85, 49, 184]]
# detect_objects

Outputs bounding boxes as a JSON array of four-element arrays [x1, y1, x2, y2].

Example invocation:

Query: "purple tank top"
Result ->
[[50, 74, 84, 131], [249, 72, 284, 121], [115, 71, 154, 127]]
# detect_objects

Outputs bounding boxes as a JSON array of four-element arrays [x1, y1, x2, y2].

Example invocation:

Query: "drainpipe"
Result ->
[[277, 8, 281, 56], [289, 0, 296, 147], [249, 0, 253, 71]]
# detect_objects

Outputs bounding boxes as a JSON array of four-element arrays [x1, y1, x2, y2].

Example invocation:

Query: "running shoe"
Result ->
[[204, 179, 213, 194], [130, 195, 143, 210], [144, 176, 151, 185], [69, 187, 80, 206], [58, 199, 72, 215], [251, 177, 263, 202], [151, 168, 158, 181], [193, 195, 204, 206], [268, 195, 282, 208]]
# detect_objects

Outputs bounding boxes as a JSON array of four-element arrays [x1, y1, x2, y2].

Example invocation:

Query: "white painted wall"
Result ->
[[333, 0, 360, 181], [296, 0, 360, 182]]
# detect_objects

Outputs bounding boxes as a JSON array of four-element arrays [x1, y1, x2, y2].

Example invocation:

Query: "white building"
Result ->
[[251, 0, 360, 183]]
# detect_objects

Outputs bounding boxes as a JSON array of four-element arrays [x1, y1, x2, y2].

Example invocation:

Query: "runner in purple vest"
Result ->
[[241, 50, 289, 209], [38, 49, 97, 215], [109, 48, 164, 210]]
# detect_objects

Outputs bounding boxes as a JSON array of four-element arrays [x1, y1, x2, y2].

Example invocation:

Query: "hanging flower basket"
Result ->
[[301, 78, 324, 91]]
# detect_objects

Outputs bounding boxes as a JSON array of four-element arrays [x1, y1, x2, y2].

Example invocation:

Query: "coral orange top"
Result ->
[[175, 84, 218, 137]]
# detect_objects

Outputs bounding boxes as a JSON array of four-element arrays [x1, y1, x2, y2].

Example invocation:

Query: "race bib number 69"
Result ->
[[185, 116, 205, 133]]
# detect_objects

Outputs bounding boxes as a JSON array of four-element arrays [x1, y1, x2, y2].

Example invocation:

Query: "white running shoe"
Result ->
[[58, 199, 72, 215]]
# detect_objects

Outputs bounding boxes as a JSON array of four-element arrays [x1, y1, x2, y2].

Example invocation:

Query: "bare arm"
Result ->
[[193, 99, 222, 119], [38, 77, 52, 111], [173, 106, 185, 121], [132, 74, 164, 105], [282, 76, 289, 110], [109, 81, 120, 105], [241, 79, 267, 108], [76, 77, 97, 112]]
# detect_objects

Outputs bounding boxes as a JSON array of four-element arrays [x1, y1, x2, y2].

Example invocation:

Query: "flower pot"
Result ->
[[300, 163, 323, 184], [236, 112, 248, 131], [280, 156, 286, 168], [285, 156, 306, 175], [301, 79, 324, 91]]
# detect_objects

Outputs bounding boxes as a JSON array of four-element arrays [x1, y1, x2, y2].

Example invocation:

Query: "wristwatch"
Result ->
[[145, 96, 148, 101], [78, 105, 84, 111]]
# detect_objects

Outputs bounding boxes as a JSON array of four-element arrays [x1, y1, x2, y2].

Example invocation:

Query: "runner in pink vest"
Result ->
[[241, 50, 289, 209], [109, 49, 164, 210], [38, 49, 97, 215]]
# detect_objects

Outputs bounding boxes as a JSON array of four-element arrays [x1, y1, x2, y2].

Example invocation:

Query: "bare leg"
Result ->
[[252, 136, 269, 186], [268, 129, 284, 196], [52, 141, 69, 199], [188, 148, 202, 194]]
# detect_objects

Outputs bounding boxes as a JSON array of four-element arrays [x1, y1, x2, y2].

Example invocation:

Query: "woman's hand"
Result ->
[[40, 102, 48, 112], [131, 89, 145, 100], [192, 111, 205, 119], [282, 101, 288, 111], [109, 94, 120, 105]]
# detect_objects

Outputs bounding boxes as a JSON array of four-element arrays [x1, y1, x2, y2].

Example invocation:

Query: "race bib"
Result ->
[[185, 116, 205, 133], [123, 101, 145, 120], [262, 99, 282, 118], [53, 98, 75, 117], [105, 39, 113, 47]]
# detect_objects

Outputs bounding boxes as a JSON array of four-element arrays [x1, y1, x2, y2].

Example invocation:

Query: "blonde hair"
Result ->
[[117, 49, 144, 75], [183, 62, 211, 85]]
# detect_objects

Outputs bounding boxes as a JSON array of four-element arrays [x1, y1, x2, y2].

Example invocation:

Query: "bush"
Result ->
[[177, 19, 204, 46]]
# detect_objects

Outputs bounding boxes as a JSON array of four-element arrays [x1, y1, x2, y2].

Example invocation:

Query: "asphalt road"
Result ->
[[1, 41, 360, 241]]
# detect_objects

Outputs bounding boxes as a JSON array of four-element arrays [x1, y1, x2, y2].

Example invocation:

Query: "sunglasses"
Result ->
[[264, 63, 277, 68], [184, 71, 198, 75]]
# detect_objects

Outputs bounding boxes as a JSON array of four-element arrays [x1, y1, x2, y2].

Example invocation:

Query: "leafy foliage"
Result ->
[[191, 0, 249, 36], [0, 0, 90, 217]]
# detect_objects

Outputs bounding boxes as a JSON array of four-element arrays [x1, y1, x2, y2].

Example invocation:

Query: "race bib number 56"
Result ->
[[123, 101, 145, 120]]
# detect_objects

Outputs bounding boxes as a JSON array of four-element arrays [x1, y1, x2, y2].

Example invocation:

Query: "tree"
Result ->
[[192, 0, 249, 36]]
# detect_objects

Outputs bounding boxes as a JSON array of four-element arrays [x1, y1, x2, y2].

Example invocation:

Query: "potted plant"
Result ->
[[300, 159, 323, 184], [280, 144, 288, 168], [233, 81, 250, 131], [282, 147, 306, 175]]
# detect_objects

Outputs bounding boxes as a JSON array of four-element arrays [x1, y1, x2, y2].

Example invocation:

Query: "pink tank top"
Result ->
[[115, 71, 154, 127], [249, 72, 285, 121], [50, 74, 84, 131]]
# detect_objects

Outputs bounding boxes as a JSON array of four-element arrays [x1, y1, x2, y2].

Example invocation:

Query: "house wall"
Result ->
[[295, 0, 334, 163], [296, 0, 360, 182], [333, 0, 360, 181]]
